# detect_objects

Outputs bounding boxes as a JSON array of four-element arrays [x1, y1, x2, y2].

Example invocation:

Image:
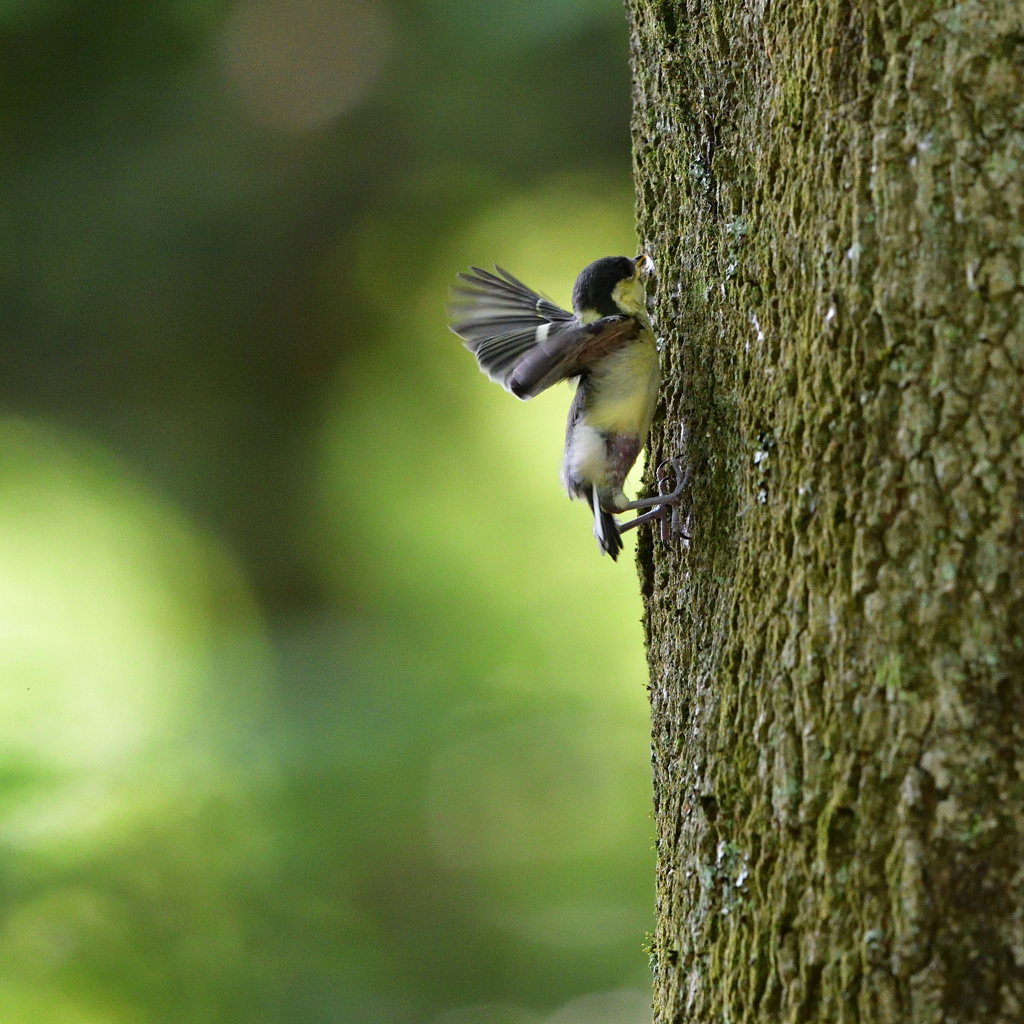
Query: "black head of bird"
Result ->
[[572, 255, 643, 320], [447, 255, 689, 560]]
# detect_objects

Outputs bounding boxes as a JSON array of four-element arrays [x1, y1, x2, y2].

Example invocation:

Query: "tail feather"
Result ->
[[590, 485, 623, 560]]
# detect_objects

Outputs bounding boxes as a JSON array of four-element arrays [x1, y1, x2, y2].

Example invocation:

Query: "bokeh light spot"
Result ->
[[543, 989, 651, 1024], [430, 1005, 539, 1024], [221, 0, 393, 131], [0, 418, 270, 850]]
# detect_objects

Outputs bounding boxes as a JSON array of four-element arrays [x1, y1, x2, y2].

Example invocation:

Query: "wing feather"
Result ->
[[448, 266, 638, 399], [447, 266, 575, 393], [507, 316, 639, 399]]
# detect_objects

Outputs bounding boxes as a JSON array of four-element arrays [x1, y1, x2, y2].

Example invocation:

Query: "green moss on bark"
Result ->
[[629, 1, 1024, 1020]]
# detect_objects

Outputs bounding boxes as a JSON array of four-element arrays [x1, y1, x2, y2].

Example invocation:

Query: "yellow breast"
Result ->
[[581, 332, 660, 438]]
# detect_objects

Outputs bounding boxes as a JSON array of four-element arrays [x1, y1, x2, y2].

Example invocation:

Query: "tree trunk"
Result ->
[[627, 1, 1024, 1020]]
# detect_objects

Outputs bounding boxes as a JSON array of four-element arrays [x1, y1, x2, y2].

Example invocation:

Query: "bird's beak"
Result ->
[[634, 252, 655, 281]]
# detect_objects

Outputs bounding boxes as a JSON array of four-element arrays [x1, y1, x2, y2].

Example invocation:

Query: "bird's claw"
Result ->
[[653, 457, 692, 544], [615, 456, 693, 543]]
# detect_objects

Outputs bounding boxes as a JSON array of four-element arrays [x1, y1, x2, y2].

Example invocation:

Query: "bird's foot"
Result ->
[[616, 457, 693, 544]]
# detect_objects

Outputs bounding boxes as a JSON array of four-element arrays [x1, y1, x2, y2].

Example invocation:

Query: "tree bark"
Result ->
[[627, 1, 1024, 1020]]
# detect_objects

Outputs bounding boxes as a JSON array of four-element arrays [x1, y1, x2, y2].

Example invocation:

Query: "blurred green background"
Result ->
[[0, 2, 654, 1022]]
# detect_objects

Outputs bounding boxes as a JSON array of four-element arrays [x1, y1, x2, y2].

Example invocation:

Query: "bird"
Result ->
[[447, 255, 689, 559]]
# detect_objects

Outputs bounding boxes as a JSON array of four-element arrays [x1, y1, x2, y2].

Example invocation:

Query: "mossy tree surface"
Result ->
[[628, 1, 1024, 1020]]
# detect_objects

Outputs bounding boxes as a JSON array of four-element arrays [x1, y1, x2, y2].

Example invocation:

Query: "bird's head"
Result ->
[[572, 256, 647, 322]]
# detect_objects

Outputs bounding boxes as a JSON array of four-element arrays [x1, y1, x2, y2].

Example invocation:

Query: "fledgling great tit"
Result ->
[[447, 255, 689, 559]]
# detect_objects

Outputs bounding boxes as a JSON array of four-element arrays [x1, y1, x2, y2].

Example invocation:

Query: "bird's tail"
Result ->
[[590, 485, 623, 561]]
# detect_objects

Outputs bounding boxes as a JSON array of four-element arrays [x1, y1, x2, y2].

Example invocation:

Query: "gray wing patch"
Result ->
[[507, 316, 639, 399], [447, 266, 575, 393]]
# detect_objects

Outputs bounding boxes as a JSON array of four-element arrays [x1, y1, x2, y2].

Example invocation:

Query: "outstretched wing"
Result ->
[[448, 266, 639, 400], [505, 315, 639, 398], [447, 266, 575, 393]]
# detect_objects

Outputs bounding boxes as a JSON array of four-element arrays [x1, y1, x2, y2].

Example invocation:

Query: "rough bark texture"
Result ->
[[628, 1, 1024, 1021]]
